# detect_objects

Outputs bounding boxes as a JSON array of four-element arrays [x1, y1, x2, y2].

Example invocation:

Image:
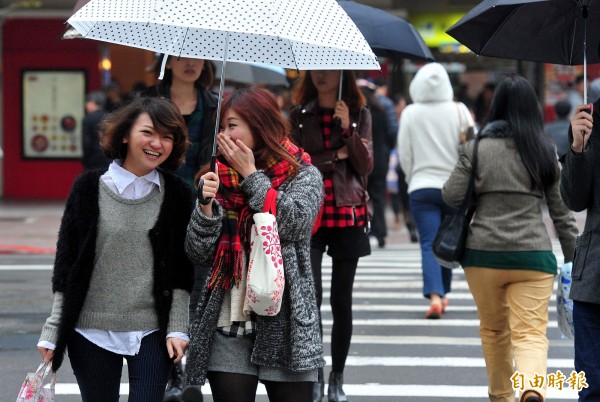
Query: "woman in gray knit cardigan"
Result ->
[[184, 88, 324, 402], [443, 76, 578, 402]]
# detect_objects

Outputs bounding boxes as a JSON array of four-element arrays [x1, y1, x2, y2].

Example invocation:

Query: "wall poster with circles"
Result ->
[[22, 70, 86, 159]]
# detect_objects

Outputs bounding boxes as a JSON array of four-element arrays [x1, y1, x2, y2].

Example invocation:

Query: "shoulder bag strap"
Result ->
[[458, 136, 481, 212], [262, 188, 278, 215]]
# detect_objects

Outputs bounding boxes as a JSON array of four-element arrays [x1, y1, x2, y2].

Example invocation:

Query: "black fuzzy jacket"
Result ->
[[49, 169, 194, 371]]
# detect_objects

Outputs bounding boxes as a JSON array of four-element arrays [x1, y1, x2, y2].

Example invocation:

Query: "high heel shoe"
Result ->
[[425, 301, 443, 319], [328, 371, 348, 402]]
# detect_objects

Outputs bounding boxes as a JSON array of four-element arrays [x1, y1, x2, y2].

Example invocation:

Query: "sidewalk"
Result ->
[[0, 199, 65, 255], [0, 198, 587, 255]]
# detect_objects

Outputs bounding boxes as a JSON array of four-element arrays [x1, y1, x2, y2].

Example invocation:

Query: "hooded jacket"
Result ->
[[397, 63, 473, 193]]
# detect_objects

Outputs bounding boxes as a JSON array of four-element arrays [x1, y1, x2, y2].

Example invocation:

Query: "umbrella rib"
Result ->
[[478, 8, 520, 56], [479, 6, 517, 56], [178, 27, 190, 59]]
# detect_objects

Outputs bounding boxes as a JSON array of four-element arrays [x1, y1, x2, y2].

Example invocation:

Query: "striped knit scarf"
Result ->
[[208, 138, 311, 290]]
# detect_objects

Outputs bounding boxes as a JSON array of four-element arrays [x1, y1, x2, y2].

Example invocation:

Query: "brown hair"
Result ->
[[194, 87, 299, 184], [100, 97, 189, 171], [291, 70, 365, 111]]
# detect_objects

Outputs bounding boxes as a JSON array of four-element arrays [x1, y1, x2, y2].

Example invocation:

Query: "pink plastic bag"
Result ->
[[16, 362, 56, 402]]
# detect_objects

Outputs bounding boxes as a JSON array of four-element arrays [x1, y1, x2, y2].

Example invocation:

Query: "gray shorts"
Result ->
[[207, 331, 318, 383]]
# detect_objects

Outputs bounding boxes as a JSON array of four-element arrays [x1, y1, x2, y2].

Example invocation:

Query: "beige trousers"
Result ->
[[464, 267, 555, 402]]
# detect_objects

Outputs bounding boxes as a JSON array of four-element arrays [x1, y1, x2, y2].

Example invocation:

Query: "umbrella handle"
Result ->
[[334, 71, 343, 130]]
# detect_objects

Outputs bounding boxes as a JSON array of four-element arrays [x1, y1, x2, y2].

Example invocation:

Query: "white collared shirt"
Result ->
[[38, 161, 188, 356]]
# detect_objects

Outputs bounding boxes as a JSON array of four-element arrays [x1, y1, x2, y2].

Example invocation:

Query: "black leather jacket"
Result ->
[[290, 100, 373, 206]]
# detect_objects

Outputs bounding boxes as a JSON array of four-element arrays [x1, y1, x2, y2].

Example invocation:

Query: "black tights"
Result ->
[[311, 250, 359, 373], [207, 371, 313, 402]]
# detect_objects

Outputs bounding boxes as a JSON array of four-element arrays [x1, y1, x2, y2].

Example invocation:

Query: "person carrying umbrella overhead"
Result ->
[[290, 70, 373, 402], [184, 87, 324, 402], [560, 100, 600, 402]]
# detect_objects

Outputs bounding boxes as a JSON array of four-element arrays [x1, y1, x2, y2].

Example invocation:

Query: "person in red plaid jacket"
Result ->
[[290, 70, 373, 402]]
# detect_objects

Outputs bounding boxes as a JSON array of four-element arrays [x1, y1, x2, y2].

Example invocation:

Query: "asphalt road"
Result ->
[[0, 245, 579, 401]]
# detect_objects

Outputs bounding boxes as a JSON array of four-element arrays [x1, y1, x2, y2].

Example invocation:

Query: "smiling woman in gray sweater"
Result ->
[[37, 97, 194, 402], [443, 76, 578, 402]]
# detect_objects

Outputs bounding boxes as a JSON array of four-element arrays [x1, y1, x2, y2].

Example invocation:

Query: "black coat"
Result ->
[[50, 169, 194, 371]]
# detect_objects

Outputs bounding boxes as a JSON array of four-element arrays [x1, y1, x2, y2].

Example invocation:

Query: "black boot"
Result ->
[[312, 367, 325, 402], [163, 361, 184, 402], [181, 384, 203, 402], [328, 371, 348, 402]]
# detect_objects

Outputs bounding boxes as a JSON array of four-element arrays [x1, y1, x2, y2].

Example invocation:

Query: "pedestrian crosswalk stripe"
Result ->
[[50, 383, 579, 399], [321, 335, 573, 347], [325, 356, 574, 368], [322, 318, 561, 328], [321, 304, 479, 312]]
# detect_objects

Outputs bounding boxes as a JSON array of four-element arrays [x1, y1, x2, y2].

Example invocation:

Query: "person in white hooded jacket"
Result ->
[[397, 62, 474, 319]]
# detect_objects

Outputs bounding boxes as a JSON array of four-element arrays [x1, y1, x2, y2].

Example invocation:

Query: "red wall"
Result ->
[[3, 19, 101, 198]]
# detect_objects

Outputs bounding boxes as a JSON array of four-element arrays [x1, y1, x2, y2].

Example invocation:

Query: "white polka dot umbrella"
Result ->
[[67, 0, 380, 166], [67, 0, 379, 70]]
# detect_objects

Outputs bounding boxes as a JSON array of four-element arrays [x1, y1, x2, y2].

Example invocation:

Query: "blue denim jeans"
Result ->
[[409, 188, 456, 298], [574, 300, 600, 401]]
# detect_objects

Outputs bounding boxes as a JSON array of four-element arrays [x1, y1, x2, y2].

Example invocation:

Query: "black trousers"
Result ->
[[68, 331, 172, 402]]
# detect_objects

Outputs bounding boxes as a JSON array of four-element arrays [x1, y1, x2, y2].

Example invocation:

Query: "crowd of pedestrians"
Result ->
[[36, 55, 598, 402]]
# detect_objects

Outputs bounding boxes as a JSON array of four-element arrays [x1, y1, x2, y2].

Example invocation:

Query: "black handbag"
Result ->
[[433, 137, 480, 269]]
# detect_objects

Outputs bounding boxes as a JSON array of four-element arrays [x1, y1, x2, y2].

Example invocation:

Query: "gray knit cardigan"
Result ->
[[184, 165, 325, 385]]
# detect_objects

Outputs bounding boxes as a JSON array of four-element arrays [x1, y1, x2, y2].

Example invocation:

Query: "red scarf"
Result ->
[[208, 138, 311, 290]]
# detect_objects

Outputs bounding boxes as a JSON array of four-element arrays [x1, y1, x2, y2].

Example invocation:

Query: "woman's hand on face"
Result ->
[[37, 347, 54, 364], [198, 166, 219, 216], [571, 104, 594, 152], [334, 100, 351, 130], [166, 337, 189, 364], [217, 133, 257, 178]]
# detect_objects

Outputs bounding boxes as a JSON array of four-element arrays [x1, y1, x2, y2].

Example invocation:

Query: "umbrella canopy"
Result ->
[[212, 61, 288, 87], [337, 0, 435, 61], [68, 0, 379, 170], [67, 0, 380, 71], [446, 0, 600, 66]]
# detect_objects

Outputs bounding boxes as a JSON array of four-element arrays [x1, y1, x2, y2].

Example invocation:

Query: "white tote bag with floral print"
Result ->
[[244, 189, 285, 316], [16, 362, 55, 402]]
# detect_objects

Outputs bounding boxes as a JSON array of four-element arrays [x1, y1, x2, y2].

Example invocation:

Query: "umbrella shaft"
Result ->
[[212, 32, 230, 164]]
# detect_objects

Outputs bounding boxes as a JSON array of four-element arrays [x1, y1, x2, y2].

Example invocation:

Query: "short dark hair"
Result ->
[[100, 97, 189, 171], [554, 100, 571, 118], [86, 91, 105, 107]]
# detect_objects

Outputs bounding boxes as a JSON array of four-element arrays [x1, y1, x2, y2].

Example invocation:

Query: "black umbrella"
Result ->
[[338, 0, 435, 61], [446, 0, 600, 102]]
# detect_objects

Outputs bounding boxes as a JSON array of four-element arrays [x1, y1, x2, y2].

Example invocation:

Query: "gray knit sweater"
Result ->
[[184, 166, 325, 385]]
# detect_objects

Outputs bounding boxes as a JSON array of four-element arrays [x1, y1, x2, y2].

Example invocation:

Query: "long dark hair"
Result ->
[[291, 70, 365, 111], [484, 76, 557, 188], [154, 54, 214, 90]]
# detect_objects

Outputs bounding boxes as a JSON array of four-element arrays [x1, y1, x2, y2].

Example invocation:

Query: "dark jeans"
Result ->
[[409, 188, 455, 298], [68, 331, 172, 402], [574, 300, 600, 401]]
